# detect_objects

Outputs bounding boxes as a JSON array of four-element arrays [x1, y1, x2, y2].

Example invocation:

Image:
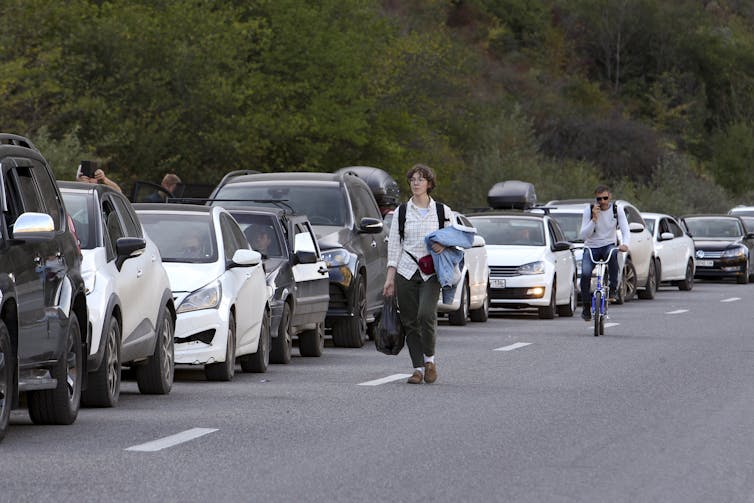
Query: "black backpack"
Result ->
[[397, 202, 447, 242]]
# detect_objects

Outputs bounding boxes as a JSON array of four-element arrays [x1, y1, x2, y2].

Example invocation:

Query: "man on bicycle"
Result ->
[[580, 185, 630, 321]]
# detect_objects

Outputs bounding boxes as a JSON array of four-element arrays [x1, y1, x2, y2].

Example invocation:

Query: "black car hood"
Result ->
[[693, 239, 744, 250], [312, 225, 352, 250]]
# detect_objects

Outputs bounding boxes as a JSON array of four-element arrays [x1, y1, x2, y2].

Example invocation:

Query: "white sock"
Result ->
[[414, 367, 425, 374], [423, 355, 435, 364]]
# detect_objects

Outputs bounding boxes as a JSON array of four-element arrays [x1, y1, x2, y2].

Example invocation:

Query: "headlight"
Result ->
[[322, 248, 350, 267], [722, 246, 747, 259], [82, 268, 96, 295], [177, 281, 221, 313], [518, 261, 545, 275]]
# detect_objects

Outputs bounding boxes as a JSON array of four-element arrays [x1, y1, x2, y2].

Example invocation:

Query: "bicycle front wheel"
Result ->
[[593, 290, 602, 337]]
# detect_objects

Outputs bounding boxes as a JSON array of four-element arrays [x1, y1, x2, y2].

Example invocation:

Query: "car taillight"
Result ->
[[67, 214, 82, 255]]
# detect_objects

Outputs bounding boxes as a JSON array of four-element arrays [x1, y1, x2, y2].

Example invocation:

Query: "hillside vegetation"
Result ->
[[1, 0, 753, 214]]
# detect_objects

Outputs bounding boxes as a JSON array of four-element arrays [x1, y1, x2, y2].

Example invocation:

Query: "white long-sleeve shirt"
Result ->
[[580, 202, 631, 248]]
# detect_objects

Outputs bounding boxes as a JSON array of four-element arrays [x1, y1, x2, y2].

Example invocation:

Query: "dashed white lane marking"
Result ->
[[125, 428, 218, 452], [358, 374, 413, 386], [666, 309, 689, 314], [586, 322, 620, 331], [721, 297, 741, 303], [494, 342, 533, 352]]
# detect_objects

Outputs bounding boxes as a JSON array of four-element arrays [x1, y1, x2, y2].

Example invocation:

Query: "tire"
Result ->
[[638, 258, 657, 299], [331, 275, 367, 348], [614, 258, 637, 304], [269, 302, 292, 364], [448, 279, 469, 326], [678, 259, 694, 291], [0, 321, 14, 442], [240, 309, 270, 373], [299, 322, 324, 357], [557, 279, 576, 317], [28, 313, 82, 425], [737, 261, 749, 284], [205, 312, 236, 381], [469, 284, 490, 322], [538, 284, 556, 319], [82, 316, 121, 407], [136, 305, 174, 394], [593, 290, 602, 337]]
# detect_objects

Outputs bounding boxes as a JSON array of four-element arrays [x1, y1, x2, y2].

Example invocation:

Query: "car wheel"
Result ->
[[448, 278, 469, 326], [737, 260, 749, 284], [28, 313, 82, 425], [205, 312, 236, 381], [299, 322, 324, 357], [469, 283, 490, 322], [136, 305, 174, 394], [638, 258, 657, 300], [614, 259, 637, 304], [538, 284, 556, 319], [332, 275, 367, 348], [240, 309, 270, 373], [82, 315, 121, 407], [557, 279, 576, 317], [0, 321, 14, 442], [678, 259, 694, 291], [269, 302, 292, 364]]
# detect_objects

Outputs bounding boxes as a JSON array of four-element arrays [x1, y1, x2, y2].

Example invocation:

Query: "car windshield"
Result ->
[[739, 216, 754, 234], [469, 217, 545, 246], [229, 212, 285, 258], [214, 183, 348, 226], [138, 212, 217, 262], [683, 218, 742, 239], [61, 191, 96, 250], [549, 212, 582, 242]]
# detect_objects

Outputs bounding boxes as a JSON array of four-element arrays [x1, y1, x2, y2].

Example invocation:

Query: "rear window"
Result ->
[[214, 183, 348, 226], [549, 212, 583, 242], [138, 212, 217, 263], [469, 217, 545, 246]]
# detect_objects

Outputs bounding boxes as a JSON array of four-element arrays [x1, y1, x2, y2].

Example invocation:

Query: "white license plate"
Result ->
[[491, 279, 506, 288], [697, 259, 713, 267]]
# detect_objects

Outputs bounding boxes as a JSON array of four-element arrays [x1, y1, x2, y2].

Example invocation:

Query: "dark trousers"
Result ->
[[396, 271, 440, 368], [580, 245, 619, 307]]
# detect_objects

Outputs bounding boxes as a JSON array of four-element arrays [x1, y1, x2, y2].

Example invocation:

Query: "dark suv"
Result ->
[[209, 172, 387, 348], [0, 134, 88, 441]]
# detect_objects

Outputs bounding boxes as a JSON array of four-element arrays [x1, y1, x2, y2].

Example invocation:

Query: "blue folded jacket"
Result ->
[[425, 221, 476, 303]]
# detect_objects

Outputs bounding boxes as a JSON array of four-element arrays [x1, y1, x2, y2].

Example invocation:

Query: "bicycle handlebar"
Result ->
[[585, 246, 618, 264]]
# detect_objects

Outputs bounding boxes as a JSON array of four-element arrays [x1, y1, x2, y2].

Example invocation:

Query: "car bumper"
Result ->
[[489, 275, 551, 308], [694, 257, 747, 278], [174, 307, 230, 365]]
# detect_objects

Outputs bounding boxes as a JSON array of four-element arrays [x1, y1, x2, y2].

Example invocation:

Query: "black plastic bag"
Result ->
[[375, 296, 405, 355]]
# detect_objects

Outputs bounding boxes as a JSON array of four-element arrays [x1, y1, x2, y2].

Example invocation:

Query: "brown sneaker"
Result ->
[[424, 362, 437, 383], [407, 370, 423, 384]]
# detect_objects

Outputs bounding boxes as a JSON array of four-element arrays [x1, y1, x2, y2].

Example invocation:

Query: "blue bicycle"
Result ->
[[585, 247, 617, 337]]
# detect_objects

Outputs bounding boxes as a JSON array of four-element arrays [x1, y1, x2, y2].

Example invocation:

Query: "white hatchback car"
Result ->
[[135, 204, 272, 381], [467, 212, 577, 319], [60, 182, 176, 407], [641, 212, 696, 290]]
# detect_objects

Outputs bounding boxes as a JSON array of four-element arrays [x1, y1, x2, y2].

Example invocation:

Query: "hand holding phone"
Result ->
[[79, 160, 95, 178]]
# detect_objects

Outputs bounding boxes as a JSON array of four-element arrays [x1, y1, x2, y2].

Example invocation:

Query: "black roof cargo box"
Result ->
[[335, 166, 400, 215], [488, 180, 537, 210]]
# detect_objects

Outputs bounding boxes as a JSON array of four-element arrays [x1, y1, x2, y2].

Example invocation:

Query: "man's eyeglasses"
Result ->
[[595, 196, 609, 201]]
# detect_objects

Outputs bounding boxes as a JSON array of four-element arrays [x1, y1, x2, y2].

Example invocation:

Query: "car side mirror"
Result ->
[[115, 237, 146, 269], [12, 212, 55, 242], [230, 248, 261, 268], [629, 222, 645, 233], [659, 232, 674, 241], [552, 241, 572, 251], [358, 217, 383, 234], [294, 250, 318, 265], [472, 235, 486, 247], [746, 232, 754, 240]]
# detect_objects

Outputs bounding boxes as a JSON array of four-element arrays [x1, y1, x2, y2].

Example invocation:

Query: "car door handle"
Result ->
[[245, 273, 251, 279], [317, 267, 328, 275], [370, 240, 377, 248]]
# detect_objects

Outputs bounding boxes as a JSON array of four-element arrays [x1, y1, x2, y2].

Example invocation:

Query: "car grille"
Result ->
[[175, 329, 216, 345], [490, 288, 538, 299], [489, 266, 519, 277], [695, 250, 723, 259]]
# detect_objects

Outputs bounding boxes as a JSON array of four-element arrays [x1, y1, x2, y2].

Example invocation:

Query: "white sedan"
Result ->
[[136, 204, 272, 381], [641, 212, 695, 290], [467, 212, 577, 319]]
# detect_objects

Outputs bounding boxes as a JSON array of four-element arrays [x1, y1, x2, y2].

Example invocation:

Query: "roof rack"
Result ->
[[217, 170, 261, 188], [0, 133, 38, 151], [167, 196, 295, 214]]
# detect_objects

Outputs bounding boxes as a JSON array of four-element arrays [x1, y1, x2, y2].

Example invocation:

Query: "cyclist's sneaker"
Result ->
[[581, 310, 591, 322]]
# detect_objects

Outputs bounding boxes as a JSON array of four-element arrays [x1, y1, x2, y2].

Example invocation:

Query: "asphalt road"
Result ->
[[2, 280, 753, 503]]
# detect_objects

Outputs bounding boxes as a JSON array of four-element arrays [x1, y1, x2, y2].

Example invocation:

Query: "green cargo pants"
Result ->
[[396, 270, 440, 369]]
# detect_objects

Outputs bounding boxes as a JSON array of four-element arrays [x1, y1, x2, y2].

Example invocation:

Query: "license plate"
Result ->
[[697, 259, 713, 267], [491, 279, 506, 288]]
